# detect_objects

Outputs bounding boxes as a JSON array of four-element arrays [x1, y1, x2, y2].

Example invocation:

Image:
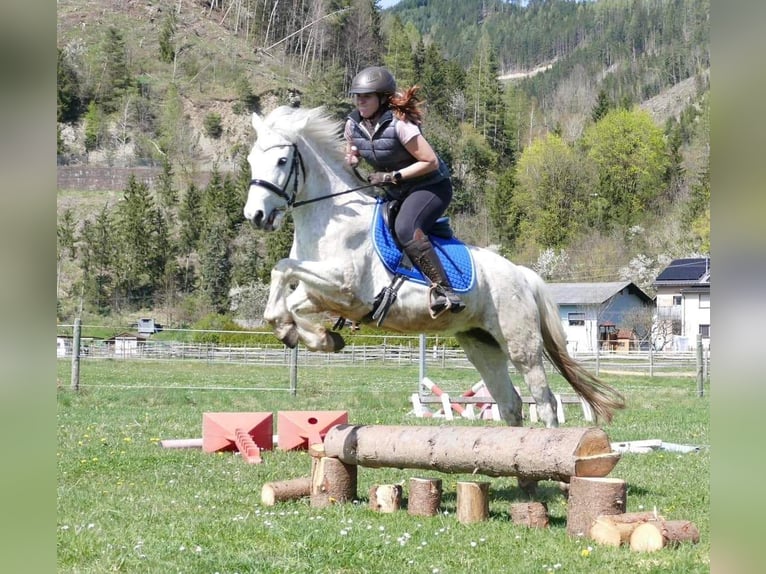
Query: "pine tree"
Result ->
[[78, 205, 117, 315], [199, 217, 233, 314], [57, 49, 81, 123], [113, 175, 157, 307], [158, 12, 176, 64]]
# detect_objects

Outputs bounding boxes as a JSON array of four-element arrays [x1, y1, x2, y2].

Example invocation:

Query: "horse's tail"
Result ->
[[522, 267, 626, 423]]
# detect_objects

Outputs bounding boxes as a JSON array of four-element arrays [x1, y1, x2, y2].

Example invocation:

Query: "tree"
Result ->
[[95, 26, 132, 113], [158, 12, 177, 64], [514, 133, 592, 248], [383, 16, 416, 88], [179, 181, 201, 246], [83, 101, 105, 152], [113, 175, 158, 308], [591, 89, 611, 123], [199, 217, 233, 313], [57, 209, 78, 260], [486, 167, 521, 249], [57, 49, 82, 123], [78, 205, 117, 314], [581, 108, 670, 228]]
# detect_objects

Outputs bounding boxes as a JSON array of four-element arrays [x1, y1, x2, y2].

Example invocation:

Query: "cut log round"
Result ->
[[408, 477, 442, 517], [261, 477, 312, 506], [310, 456, 357, 508], [509, 501, 549, 528], [323, 424, 617, 482], [590, 511, 663, 545], [630, 520, 700, 552], [566, 476, 627, 538], [369, 484, 403, 513], [456, 481, 490, 524]]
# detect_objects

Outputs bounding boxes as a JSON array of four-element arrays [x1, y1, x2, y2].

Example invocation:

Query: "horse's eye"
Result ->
[[277, 157, 288, 166]]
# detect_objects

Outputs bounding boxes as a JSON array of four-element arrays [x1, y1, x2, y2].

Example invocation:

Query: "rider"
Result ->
[[344, 65, 465, 316]]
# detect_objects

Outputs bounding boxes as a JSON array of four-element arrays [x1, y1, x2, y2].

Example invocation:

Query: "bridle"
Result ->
[[248, 142, 383, 209], [248, 143, 306, 208]]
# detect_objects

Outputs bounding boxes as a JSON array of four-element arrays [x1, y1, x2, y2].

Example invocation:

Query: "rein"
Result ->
[[248, 142, 381, 209]]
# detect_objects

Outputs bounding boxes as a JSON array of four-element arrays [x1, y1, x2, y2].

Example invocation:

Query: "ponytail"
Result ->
[[388, 85, 425, 125]]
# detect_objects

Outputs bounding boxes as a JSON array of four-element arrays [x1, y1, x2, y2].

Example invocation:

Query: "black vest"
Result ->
[[347, 109, 450, 189]]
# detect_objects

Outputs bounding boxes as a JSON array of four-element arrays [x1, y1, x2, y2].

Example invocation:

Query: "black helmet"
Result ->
[[350, 66, 396, 95]]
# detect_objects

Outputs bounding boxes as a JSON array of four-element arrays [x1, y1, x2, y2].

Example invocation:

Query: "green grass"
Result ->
[[57, 359, 709, 573]]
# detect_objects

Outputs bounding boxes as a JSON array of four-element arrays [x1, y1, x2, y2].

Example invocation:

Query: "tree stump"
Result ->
[[566, 476, 626, 538], [369, 484, 403, 513], [456, 481, 490, 524], [589, 511, 663, 546], [261, 477, 312, 506], [408, 477, 442, 517], [630, 519, 700, 552], [310, 455, 357, 508], [509, 501, 549, 528]]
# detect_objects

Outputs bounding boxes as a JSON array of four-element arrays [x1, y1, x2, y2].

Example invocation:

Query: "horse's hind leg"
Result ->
[[514, 360, 558, 428], [454, 330, 523, 426]]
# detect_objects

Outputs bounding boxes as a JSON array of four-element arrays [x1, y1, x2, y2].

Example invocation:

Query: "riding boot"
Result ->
[[403, 229, 466, 317]]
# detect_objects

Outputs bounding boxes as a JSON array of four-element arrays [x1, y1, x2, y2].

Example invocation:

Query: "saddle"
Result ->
[[364, 199, 475, 325]]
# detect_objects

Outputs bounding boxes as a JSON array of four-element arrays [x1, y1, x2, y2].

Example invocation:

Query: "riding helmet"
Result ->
[[349, 66, 396, 95]]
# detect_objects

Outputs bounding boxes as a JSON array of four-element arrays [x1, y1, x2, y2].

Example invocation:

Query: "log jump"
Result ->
[[322, 424, 619, 482]]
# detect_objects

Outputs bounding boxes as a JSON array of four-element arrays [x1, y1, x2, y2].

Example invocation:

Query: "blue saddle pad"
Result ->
[[371, 201, 475, 293]]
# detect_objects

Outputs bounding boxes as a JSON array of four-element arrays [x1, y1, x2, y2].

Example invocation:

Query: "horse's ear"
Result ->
[[251, 112, 264, 132]]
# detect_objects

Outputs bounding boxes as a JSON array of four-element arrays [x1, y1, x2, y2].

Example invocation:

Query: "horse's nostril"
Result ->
[[249, 210, 264, 228]]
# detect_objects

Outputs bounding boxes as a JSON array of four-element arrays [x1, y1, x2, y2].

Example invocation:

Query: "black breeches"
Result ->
[[393, 178, 453, 245]]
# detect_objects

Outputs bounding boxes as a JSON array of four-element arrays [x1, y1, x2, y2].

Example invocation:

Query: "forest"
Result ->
[[56, 0, 709, 330]]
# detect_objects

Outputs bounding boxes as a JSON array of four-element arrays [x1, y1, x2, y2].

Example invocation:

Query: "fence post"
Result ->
[[595, 340, 600, 377], [70, 317, 81, 391], [648, 342, 654, 377], [289, 345, 298, 396], [418, 334, 426, 384], [696, 334, 704, 397]]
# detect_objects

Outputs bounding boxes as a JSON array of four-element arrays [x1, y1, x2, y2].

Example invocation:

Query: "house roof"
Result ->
[[546, 281, 652, 305], [654, 258, 710, 285]]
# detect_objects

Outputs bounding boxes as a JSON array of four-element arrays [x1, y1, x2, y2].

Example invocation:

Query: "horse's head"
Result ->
[[244, 108, 308, 231], [244, 105, 347, 231]]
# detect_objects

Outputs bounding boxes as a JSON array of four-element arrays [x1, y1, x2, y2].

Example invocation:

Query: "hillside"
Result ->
[[56, 0, 710, 327]]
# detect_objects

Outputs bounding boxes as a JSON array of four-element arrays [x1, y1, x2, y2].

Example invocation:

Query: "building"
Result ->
[[653, 257, 710, 350], [546, 281, 654, 353]]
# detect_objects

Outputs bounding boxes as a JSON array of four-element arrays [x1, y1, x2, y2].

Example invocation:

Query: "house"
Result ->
[[546, 281, 654, 353], [105, 332, 148, 357], [653, 257, 710, 350]]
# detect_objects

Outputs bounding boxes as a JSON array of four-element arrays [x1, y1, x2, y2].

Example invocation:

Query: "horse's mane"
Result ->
[[264, 106, 345, 163]]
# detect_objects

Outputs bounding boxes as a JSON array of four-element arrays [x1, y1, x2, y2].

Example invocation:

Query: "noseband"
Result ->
[[248, 143, 305, 207]]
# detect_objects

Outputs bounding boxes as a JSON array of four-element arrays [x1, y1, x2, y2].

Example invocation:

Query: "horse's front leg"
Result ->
[[264, 257, 360, 352]]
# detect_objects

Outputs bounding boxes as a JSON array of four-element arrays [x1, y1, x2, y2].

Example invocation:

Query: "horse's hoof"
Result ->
[[279, 326, 300, 348], [327, 330, 346, 352], [518, 476, 538, 498]]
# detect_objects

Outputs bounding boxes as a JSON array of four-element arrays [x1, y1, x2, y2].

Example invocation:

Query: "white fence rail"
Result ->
[[57, 329, 710, 379]]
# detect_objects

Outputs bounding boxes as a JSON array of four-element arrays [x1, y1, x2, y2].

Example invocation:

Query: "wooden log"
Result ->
[[323, 424, 618, 482], [310, 456, 357, 508], [456, 481, 490, 524], [261, 477, 312, 506], [630, 519, 700, 552], [369, 484, 403, 513], [590, 511, 663, 545], [509, 501, 549, 528], [160, 438, 203, 449], [408, 477, 442, 517], [566, 477, 627, 538], [589, 516, 622, 546]]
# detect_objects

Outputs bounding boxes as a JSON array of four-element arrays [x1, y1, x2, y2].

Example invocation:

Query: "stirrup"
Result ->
[[427, 285, 464, 319]]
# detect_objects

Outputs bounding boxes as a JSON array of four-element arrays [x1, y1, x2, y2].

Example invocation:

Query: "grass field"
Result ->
[[57, 358, 709, 573]]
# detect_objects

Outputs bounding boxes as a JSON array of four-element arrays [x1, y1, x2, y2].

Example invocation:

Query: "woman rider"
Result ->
[[344, 66, 465, 317]]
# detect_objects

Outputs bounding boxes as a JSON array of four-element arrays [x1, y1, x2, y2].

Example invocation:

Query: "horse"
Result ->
[[243, 105, 624, 429]]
